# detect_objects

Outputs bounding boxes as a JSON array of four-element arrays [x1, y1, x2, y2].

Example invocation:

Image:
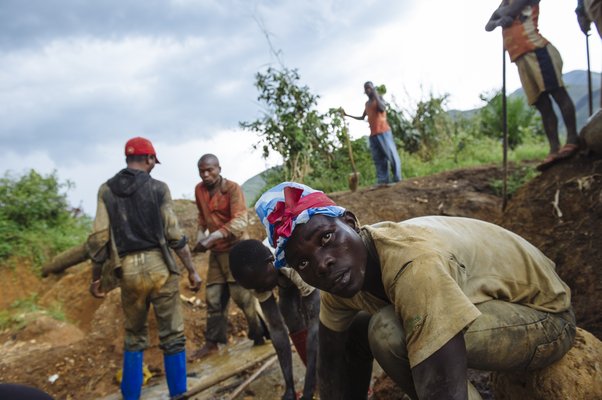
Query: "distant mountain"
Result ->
[[242, 172, 267, 207]]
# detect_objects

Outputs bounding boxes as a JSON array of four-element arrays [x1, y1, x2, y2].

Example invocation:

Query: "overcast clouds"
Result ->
[[0, 0, 600, 214]]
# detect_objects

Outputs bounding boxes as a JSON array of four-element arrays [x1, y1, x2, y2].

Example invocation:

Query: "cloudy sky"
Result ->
[[1, 0, 600, 215]]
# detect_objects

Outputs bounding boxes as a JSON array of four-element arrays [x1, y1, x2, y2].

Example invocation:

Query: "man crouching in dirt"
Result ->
[[230, 239, 319, 400], [255, 182, 576, 400], [88, 137, 202, 400]]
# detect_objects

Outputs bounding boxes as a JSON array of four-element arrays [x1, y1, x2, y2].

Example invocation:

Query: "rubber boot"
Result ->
[[289, 328, 308, 366], [164, 351, 187, 398], [121, 351, 143, 400]]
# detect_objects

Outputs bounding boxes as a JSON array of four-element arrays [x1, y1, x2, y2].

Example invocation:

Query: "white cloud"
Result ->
[[0, 0, 600, 216]]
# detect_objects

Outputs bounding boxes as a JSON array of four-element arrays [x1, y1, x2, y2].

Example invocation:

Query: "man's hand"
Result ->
[[485, 15, 514, 31], [192, 241, 208, 253], [198, 230, 226, 251], [281, 389, 296, 400], [577, 13, 591, 34], [89, 280, 106, 299], [188, 270, 202, 292]]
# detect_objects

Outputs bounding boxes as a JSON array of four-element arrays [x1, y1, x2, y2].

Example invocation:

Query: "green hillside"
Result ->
[[243, 70, 600, 203]]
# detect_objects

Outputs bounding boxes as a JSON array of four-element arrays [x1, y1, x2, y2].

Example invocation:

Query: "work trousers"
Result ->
[[369, 130, 402, 184], [120, 249, 185, 355], [205, 251, 263, 344], [368, 301, 576, 400]]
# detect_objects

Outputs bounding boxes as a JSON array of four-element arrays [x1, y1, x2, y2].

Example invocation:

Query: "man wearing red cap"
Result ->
[[88, 136, 202, 400]]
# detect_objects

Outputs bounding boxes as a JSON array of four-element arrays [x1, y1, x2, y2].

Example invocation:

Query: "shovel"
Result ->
[[343, 119, 360, 192]]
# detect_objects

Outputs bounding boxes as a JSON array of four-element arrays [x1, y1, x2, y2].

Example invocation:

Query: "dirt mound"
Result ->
[[0, 153, 600, 399], [491, 327, 602, 400], [498, 153, 602, 337]]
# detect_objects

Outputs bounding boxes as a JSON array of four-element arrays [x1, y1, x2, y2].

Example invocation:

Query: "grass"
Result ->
[[401, 134, 547, 180], [0, 294, 67, 331]]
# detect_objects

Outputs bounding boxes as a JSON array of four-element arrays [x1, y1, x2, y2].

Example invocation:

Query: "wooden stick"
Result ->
[[173, 351, 275, 400], [226, 355, 278, 400]]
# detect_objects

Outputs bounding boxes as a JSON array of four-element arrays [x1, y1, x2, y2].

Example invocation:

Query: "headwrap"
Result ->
[[255, 182, 346, 268]]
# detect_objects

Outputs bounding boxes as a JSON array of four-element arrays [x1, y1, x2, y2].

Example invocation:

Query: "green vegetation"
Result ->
[[490, 165, 539, 198], [240, 67, 346, 182], [241, 68, 547, 198], [478, 90, 543, 149], [0, 294, 66, 330], [0, 170, 91, 270]]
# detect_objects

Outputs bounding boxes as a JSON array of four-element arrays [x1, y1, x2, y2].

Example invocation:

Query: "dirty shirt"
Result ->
[[194, 178, 248, 253], [365, 99, 391, 136], [91, 169, 185, 260], [502, 0, 549, 62], [319, 216, 571, 367]]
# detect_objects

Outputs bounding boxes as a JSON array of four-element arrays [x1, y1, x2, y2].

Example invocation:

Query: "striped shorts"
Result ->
[[515, 42, 564, 105]]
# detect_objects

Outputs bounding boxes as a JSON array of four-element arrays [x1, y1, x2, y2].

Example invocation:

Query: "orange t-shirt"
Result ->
[[365, 99, 390, 136], [502, 1, 549, 62]]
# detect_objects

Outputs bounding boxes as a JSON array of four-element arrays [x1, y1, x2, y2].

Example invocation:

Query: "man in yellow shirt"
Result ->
[[255, 182, 575, 400]]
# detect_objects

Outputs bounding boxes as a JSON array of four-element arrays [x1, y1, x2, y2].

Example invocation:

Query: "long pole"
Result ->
[[502, 45, 508, 211], [586, 33, 593, 116]]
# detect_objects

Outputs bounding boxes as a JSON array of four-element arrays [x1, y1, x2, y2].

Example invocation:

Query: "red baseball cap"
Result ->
[[124, 137, 160, 163]]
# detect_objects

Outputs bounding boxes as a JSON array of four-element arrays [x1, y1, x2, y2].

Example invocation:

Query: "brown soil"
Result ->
[[0, 152, 600, 399]]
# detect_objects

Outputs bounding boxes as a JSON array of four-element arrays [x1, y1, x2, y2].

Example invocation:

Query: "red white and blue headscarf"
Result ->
[[255, 182, 346, 269]]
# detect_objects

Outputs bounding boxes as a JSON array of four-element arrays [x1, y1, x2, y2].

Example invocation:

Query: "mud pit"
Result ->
[[0, 152, 600, 399]]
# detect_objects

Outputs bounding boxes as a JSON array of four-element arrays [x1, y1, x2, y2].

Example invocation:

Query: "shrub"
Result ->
[[0, 170, 91, 270]]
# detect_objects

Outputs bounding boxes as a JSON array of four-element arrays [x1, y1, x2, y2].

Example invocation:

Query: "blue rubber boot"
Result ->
[[121, 351, 143, 400], [164, 351, 187, 398]]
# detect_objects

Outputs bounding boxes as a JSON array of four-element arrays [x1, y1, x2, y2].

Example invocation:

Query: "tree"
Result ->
[[479, 91, 542, 149], [240, 67, 345, 182], [0, 170, 90, 265], [377, 85, 452, 160]]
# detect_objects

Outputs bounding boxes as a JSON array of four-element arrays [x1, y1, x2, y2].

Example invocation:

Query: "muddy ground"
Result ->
[[0, 151, 600, 399]]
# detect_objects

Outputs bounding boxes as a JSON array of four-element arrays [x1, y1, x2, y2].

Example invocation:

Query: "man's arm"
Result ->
[[89, 186, 109, 298], [374, 94, 387, 113], [486, 0, 534, 31], [160, 184, 202, 290], [343, 108, 367, 121], [259, 296, 296, 400], [300, 290, 320, 400], [576, 0, 591, 34], [318, 322, 352, 399], [411, 332, 468, 400], [174, 244, 202, 291]]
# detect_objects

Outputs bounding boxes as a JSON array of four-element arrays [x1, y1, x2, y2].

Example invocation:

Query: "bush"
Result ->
[[0, 170, 91, 269]]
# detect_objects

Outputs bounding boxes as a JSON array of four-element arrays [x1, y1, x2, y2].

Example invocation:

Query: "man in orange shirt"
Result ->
[[344, 81, 402, 185], [188, 153, 266, 360], [486, 0, 580, 171]]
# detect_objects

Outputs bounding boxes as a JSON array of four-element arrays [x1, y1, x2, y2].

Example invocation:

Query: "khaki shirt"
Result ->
[[319, 216, 571, 367]]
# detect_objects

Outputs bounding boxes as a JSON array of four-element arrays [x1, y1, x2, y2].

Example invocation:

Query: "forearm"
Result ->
[[91, 261, 103, 281], [496, 0, 531, 19], [174, 244, 196, 275], [261, 299, 296, 396], [318, 322, 350, 399], [302, 307, 319, 399], [375, 95, 387, 112], [345, 112, 365, 121], [412, 332, 468, 400]]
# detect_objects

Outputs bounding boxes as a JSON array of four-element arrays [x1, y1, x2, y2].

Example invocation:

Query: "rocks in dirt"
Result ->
[[491, 327, 602, 400]]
